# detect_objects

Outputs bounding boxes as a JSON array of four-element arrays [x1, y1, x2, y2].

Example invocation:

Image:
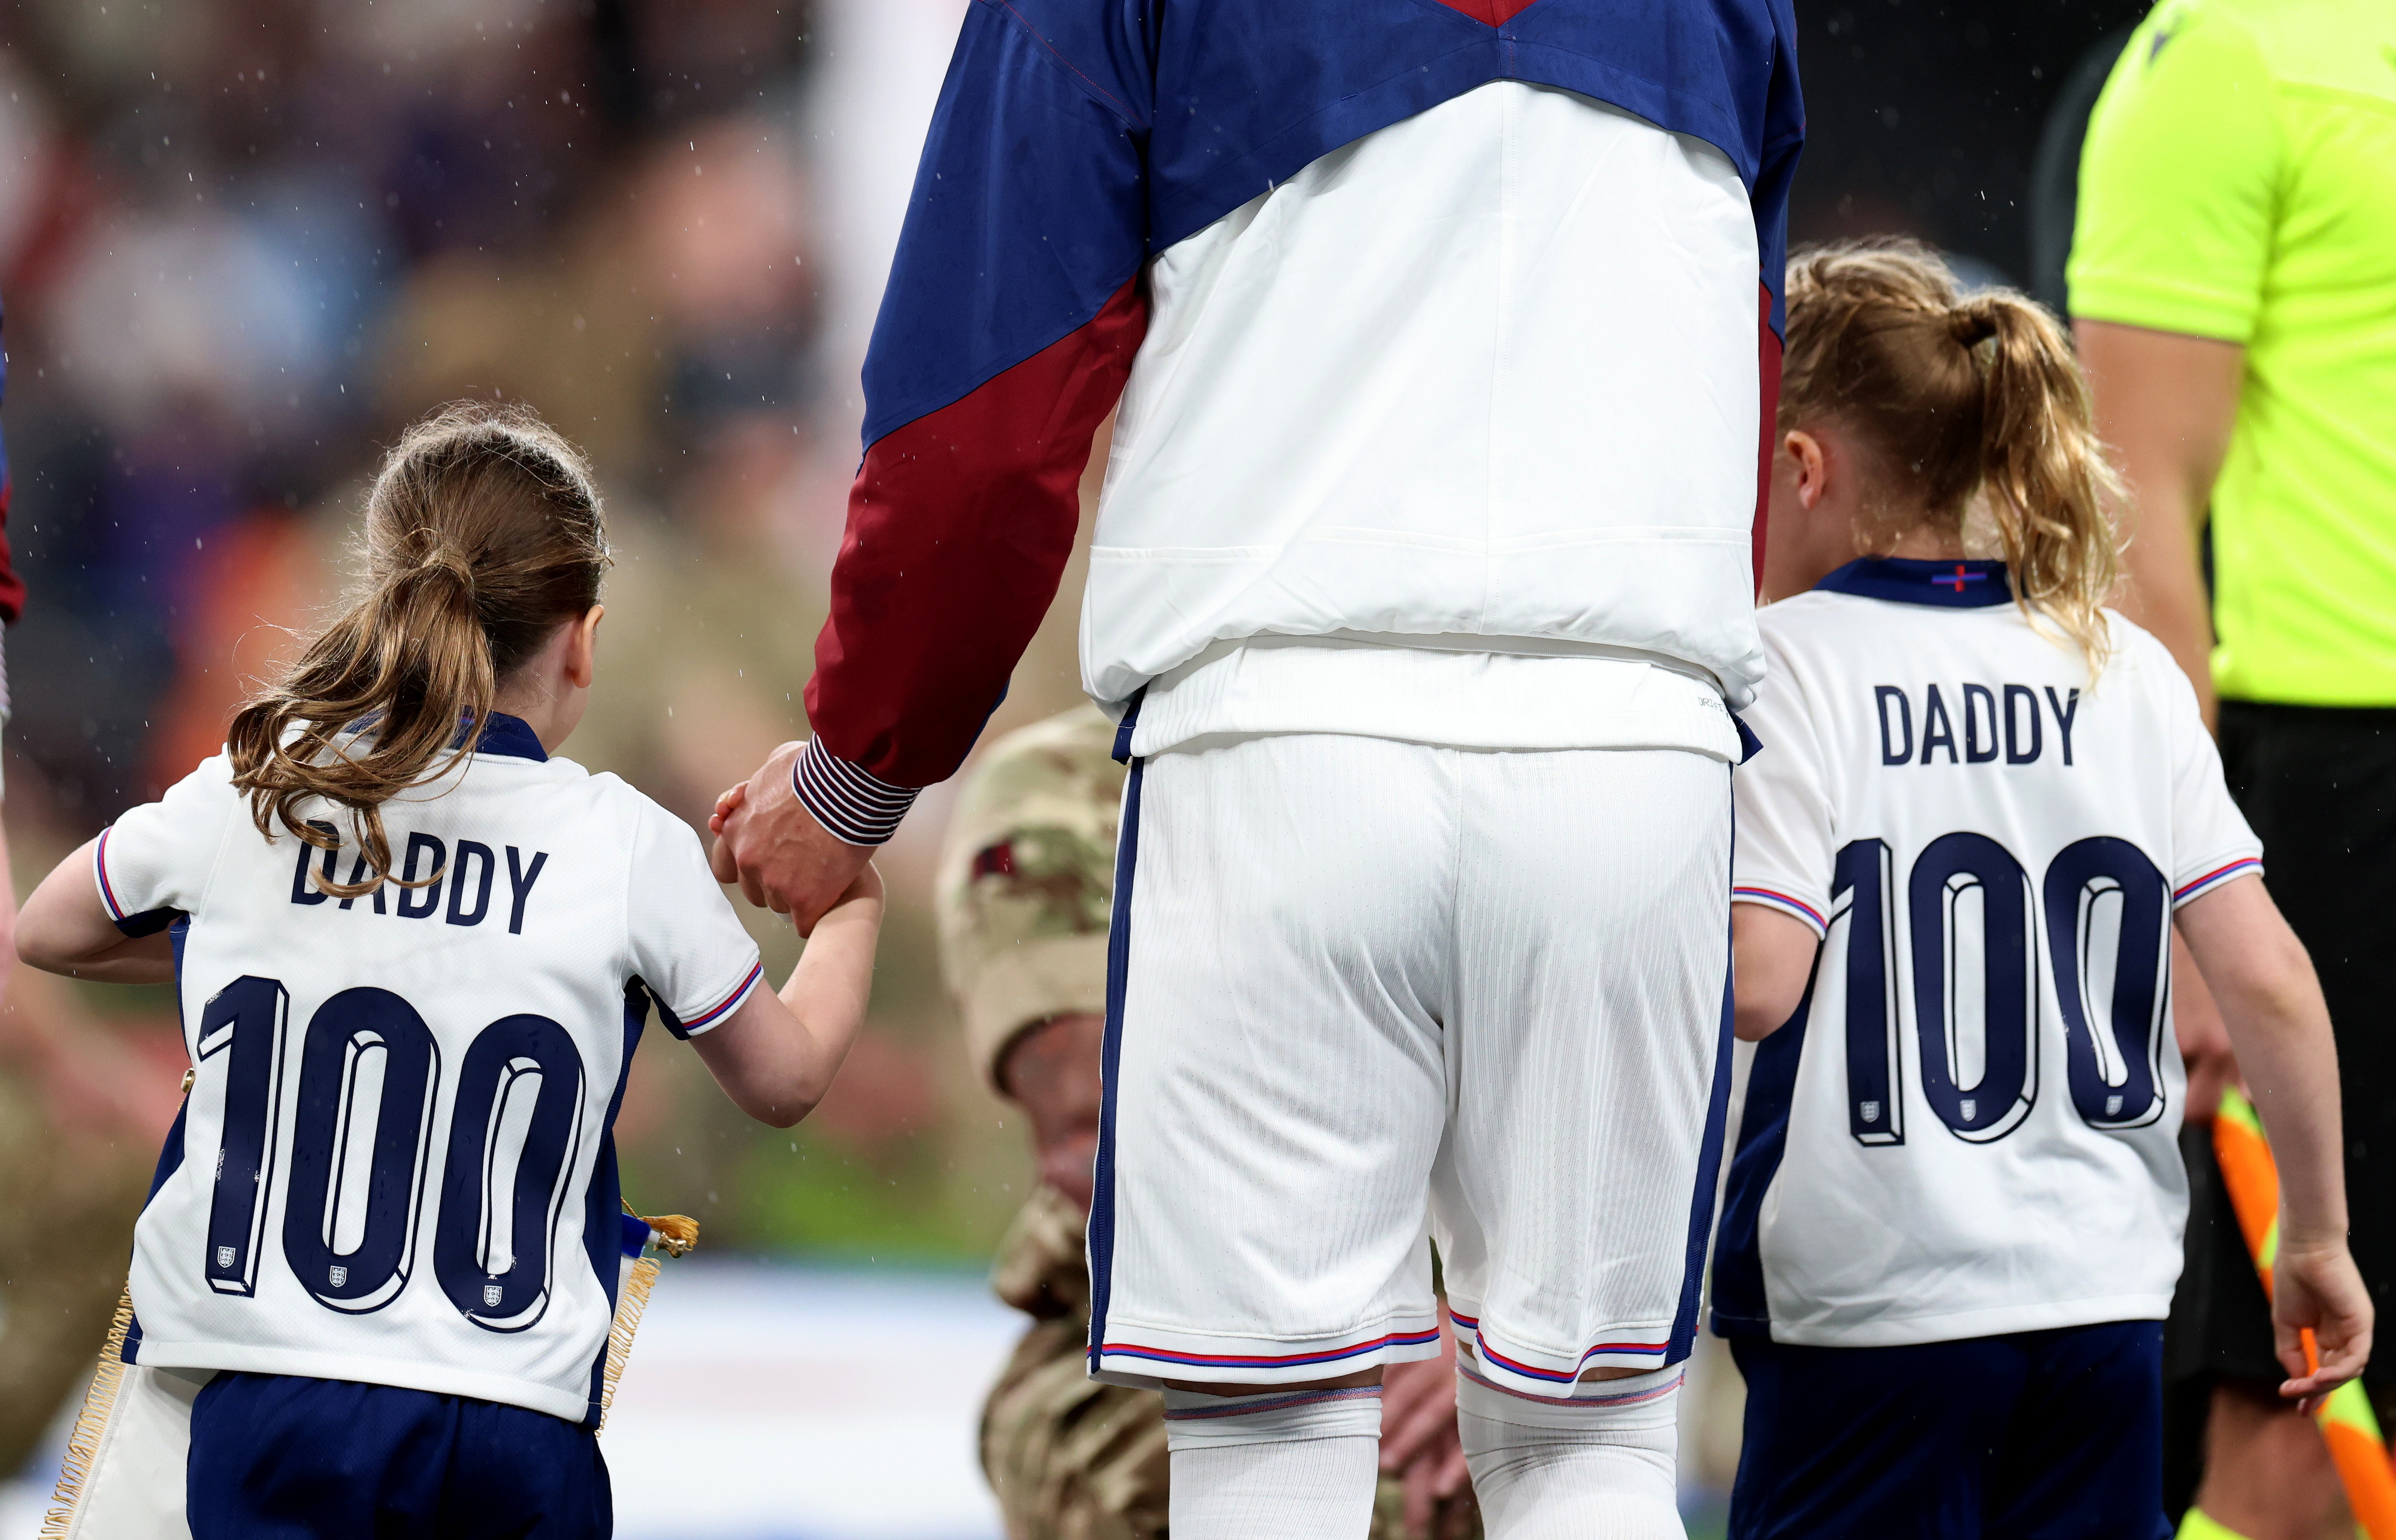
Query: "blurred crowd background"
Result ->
[[0, 0, 2156, 1502]]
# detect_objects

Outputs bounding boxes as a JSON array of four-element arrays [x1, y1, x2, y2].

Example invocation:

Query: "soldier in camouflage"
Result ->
[[938, 706, 1478, 1540]]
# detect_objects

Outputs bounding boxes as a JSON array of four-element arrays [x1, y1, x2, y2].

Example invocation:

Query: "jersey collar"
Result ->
[[1814, 558, 2013, 609], [471, 712, 549, 762]]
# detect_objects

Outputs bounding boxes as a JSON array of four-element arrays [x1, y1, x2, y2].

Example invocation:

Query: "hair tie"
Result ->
[[1948, 307, 1998, 348], [402, 542, 478, 595]]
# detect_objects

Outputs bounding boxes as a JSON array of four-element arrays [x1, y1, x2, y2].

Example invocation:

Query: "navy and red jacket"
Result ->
[[797, 0, 1802, 844]]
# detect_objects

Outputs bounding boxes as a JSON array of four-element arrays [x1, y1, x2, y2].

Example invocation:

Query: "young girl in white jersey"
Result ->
[[1717, 242, 2369, 1539], [14, 404, 882, 1539]]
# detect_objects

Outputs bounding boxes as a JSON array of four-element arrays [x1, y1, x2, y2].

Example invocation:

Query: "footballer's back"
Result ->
[[1716, 558, 2260, 1348], [99, 713, 760, 1423]]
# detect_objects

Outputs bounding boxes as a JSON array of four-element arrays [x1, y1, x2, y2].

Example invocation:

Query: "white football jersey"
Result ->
[[1716, 559, 2261, 1349], [99, 714, 762, 1423]]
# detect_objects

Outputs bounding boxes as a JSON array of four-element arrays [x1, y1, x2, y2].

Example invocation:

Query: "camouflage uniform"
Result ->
[[936, 706, 1125, 1096], [981, 1184, 1171, 1540], [940, 707, 1479, 1540]]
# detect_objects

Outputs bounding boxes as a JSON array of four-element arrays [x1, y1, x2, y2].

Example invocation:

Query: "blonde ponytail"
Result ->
[[1950, 292, 2122, 669], [1781, 239, 2123, 671], [226, 403, 609, 896]]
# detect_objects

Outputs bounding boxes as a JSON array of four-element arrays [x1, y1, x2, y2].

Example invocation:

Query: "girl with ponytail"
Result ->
[[11, 403, 885, 1538], [1719, 241, 2366, 1538], [224, 403, 615, 896], [1756, 239, 2123, 661]]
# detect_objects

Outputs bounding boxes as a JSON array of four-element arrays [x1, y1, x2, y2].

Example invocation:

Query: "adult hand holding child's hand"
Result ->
[[709, 740, 876, 934]]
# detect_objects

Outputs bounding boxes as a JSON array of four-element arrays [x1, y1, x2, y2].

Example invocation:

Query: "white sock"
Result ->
[[1161, 1384, 1383, 1539], [1457, 1364, 1686, 1539]]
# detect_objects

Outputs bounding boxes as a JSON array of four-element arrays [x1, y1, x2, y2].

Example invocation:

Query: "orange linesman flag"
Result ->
[[2213, 1087, 2396, 1538]]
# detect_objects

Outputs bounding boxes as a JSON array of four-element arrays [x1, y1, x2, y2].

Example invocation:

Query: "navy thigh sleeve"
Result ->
[[188, 1371, 612, 1540]]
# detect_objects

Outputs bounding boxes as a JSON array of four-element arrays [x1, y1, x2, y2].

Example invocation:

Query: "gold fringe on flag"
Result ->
[[597, 1256, 662, 1435], [39, 1288, 135, 1538], [597, 1208, 698, 1435]]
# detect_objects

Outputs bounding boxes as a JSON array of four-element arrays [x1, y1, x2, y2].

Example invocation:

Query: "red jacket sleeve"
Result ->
[[795, 2, 1151, 843]]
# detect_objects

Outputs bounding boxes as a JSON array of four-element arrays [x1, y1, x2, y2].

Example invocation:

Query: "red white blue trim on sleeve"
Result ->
[[661, 961, 766, 1041], [94, 827, 129, 924], [2172, 857, 2263, 906], [1732, 885, 1829, 937], [93, 827, 177, 937], [798, 0, 1804, 835]]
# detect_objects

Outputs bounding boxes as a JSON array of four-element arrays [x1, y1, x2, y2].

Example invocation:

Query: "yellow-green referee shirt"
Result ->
[[2070, 0, 2396, 706]]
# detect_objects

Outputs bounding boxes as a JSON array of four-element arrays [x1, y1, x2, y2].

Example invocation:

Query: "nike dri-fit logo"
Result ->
[[1432, 0, 1544, 23]]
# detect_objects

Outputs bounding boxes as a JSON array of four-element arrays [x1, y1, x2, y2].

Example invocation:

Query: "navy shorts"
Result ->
[[187, 1372, 612, 1540], [1728, 1321, 2171, 1540]]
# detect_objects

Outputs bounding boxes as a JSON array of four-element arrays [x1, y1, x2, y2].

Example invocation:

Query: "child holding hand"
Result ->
[[17, 404, 881, 1539]]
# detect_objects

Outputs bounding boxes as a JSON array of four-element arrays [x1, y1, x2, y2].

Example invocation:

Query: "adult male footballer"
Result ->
[[716, 5, 1803, 1535], [940, 703, 1480, 1539]]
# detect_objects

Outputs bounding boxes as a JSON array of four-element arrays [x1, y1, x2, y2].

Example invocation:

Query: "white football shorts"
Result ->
[[1087, 731, 1734, 1397]]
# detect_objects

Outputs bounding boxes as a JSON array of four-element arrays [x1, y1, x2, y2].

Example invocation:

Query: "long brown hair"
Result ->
[[1780, 238, 2122, 668], [227, 403, 610, 895]]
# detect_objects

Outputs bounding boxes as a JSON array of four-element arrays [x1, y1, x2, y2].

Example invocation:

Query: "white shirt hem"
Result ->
[[1762, 1290, 2174, 1348], [1128, 636, 1740, 761], [128, 1338, 591, 1423]]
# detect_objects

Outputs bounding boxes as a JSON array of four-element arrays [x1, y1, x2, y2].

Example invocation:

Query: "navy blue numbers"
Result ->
[[1830, 832, 2173, 1146], [435, 1016, 587, 1330], [1908, 834, 2037, 1142], [198, 977, 291, 1296], [2044, 838, 2171, 1130], [199, 981, 586, 1327], [1832, 840, 1904, 1145], [282, 989, 440, 1311]]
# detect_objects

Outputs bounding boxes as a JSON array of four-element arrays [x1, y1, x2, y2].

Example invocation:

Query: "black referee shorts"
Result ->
[[2168, 702, 2396, 1424]]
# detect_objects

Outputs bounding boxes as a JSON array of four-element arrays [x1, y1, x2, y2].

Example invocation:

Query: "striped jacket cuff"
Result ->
[[794, 737, 919, 847]]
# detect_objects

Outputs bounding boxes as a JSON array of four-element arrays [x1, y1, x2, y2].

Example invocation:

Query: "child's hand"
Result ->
[[821, 863, 885, 923], [708, 781, 748, 837], [798, 864, 884, 937], [2274, 1237, 2373, 1412]]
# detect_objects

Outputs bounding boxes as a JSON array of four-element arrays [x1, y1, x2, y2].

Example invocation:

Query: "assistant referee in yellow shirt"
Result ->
[[2070, 2, 2396, 1536]]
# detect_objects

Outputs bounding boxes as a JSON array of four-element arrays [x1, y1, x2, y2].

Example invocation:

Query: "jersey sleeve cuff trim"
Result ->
[[674, 960, 765, 1039], [795, 738, 918, 848], [1732, 886, 1829, 937], [2172, 857, 2263, 906], [97, 830, 180, 937], [94, 827, 128, 922]]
